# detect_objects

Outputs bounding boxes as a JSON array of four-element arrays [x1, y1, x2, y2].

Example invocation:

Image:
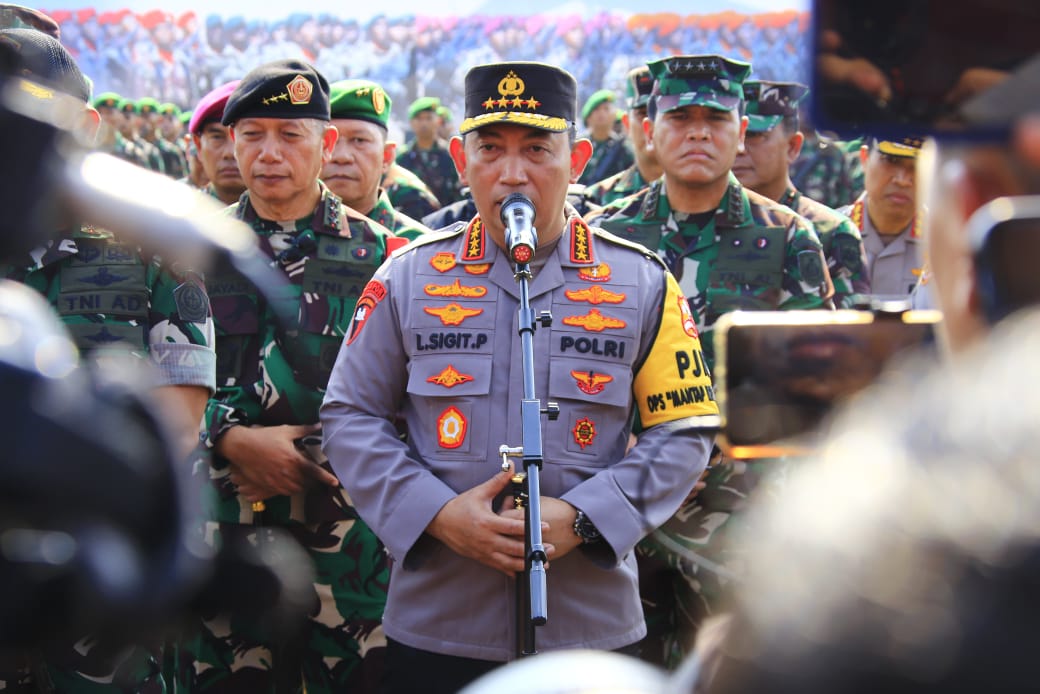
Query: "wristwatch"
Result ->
[[573, 509, 602, 544]]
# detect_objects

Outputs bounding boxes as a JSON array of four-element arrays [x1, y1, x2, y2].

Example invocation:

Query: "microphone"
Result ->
[[500, 193, 537, 265]]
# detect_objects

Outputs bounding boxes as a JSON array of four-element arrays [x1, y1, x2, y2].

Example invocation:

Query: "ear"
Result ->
[[786, 130, 805, 164], [381, 141, 395, 174], [859, 144, 869, 167], [80, 106, 101, 143], [621, 112, 630, 130], [321, 124, 339, 161], [448, 135, 467, 185], [737, 114, 749, 153], [570, 138, 594, 183]]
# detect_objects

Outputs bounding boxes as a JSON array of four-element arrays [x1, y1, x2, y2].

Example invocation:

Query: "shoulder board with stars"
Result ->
[[389, 223, 467, 259]]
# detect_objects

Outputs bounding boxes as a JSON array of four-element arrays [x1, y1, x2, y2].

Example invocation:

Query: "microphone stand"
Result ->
[[500, 257, 558, 659]]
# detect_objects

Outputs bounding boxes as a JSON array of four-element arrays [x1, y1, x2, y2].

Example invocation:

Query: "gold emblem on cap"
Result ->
[[287, 75, 313, 105], [372, 88, 386, 115], [482, 70, 541, 111]]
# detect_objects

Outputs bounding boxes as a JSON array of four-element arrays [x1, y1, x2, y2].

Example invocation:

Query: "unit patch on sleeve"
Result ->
[[437, 405, 468, 448], [346, 279, 387, 345]]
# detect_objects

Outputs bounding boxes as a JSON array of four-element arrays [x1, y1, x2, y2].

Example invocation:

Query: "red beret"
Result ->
[[190, 79, 240, 134]]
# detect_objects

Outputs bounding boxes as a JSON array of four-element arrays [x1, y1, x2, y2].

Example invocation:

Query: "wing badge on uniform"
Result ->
[[562, 308, 626, 332], [571, 370, 613, 395], [424, 303, 484, 326], [564, 286, 626, 305], [428, 365, 475, 388], [424, 278, 488, 298]]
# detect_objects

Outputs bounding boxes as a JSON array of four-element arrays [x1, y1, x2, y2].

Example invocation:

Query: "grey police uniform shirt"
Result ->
[[844, 197, 924, 301], [321, 211, 717, 661]]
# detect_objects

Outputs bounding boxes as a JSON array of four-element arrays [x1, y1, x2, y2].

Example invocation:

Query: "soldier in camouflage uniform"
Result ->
[[188, 81, 247, 206], [323, 79, 431, 241], [584, 65, 662, 208], [586, 55, 833, 669], [185, 60, 395, 694], [382, 161, 442, 220], [577, 88, 635, 186], [733, 80, 870, 307], [790, 124, 862, 210], [93, 92, 151, 169], [119, 99, 166, 174], [0, 28, 216, 694], [136, 97, 188, 180], [395, 96, 465, 207]]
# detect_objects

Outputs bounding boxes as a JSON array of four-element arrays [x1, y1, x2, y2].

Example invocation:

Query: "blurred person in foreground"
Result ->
[[688, 113, 1040, 694], [0, 25, 215, 693]]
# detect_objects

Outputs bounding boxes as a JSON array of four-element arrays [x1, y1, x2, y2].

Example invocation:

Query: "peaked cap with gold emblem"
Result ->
[[222, 58, 330, 125], [875, 135, 925, 159], [459, 61, 577, 134]]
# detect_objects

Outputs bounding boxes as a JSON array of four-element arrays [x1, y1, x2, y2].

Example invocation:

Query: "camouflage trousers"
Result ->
[[168, 517, 389, 694], [0, 641, 165, 693], [637, 458, 784, 669]]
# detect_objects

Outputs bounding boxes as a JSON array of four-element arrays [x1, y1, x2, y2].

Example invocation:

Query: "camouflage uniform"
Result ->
[[382, 163, 441, 220], [153, 136, 188, 180], [584, 164, 652, 208], [100, 130, 151, 169], [592, 175, 832, 668], [578, 133, 635, 187], [394, 140, 464, 208], [184, 183, 393, 694], [367, 189, 430, 241], [778, 185, 870, 307], [0, 225, 217, 693], [790, 130, 862, 209]]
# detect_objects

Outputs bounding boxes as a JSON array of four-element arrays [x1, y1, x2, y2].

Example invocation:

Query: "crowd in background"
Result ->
[[46, 7, 809, 139]]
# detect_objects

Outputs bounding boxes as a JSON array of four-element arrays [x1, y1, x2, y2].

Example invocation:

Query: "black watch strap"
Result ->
[[573, 509, 602, 544]]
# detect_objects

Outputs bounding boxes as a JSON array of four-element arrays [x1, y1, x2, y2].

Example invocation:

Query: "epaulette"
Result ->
[[390, 221, 466, 257], [588, 224, 669, 273]]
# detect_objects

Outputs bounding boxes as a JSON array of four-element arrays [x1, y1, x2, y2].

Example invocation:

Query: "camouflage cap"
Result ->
[[648, 54, 751, 115], [407, 95, 439, 120], [222, 59, 330, 125], [743, 80, 808, 133], [92, 91, 121, 109], [329, 78, 392, 129], [136, 96, 161, 115], [876, 136, 925, 158], [460, 61, 576, 134], [581, 88, 615, 123], [625, 65, 653, 110]]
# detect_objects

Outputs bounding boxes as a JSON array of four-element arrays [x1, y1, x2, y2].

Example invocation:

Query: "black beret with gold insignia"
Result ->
[[460, 61, 576, 134], [222, 58, 330, 125]]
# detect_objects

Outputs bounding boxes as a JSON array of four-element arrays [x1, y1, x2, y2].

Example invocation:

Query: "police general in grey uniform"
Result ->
[[321, 61, 719, 694]]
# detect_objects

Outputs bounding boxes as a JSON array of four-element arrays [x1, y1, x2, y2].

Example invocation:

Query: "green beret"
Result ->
[[408, 96, 440, 120], [222, 59, 330, 125], [436, 104, 452, 122], [460, 61, 576, 134], [625, 65, 653, 110], [329, 79, 392, 129], [136, 97, 161, 115], [92, 91, 121, 110], [159, 101, 181, 117], [118, 97, 137, 114], [743, 80, 809, 132], [581, 89, 615, 123], [648, 54, 751, 115], [178, 110, 193, 125]]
